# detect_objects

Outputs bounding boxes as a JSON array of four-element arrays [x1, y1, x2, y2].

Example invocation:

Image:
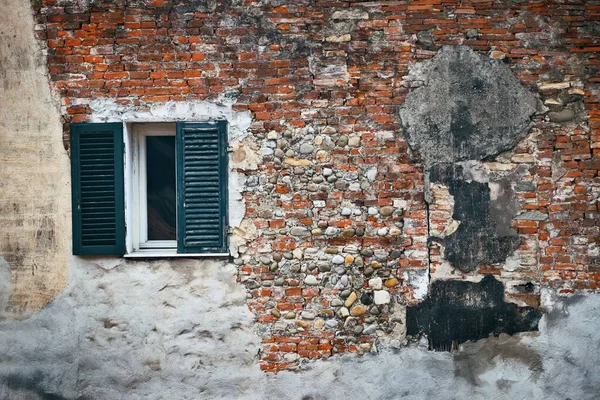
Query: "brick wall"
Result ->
[[31, 0, 600, 372]]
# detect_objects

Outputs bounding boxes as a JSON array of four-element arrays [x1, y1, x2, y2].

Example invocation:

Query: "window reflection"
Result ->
[[146, 136, 176, 240]]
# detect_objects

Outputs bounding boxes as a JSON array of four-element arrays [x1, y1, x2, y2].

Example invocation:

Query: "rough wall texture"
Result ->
[[0, 0, 597, 386], [0, 0, 71, 318], [0, 259, 261, 400], [1, 271, 599, 399]]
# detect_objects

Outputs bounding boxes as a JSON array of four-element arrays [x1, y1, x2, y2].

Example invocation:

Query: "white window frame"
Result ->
[[131, 123, 177, 252], [123, 122, 229, 258]]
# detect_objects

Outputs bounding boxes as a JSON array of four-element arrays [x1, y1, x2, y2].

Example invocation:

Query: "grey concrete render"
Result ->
[[0, 259, 599, 399]]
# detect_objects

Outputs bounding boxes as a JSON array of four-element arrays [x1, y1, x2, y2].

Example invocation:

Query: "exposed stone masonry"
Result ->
[[29, 0, 600, 372]]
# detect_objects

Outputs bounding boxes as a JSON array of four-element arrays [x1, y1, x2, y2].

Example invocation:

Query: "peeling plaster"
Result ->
[[1, 3, 598, 397], [402, 46, 538, 273], [403, 269, 429, 301], [0, 0, 70, 317], [88, 98, 253, 141]]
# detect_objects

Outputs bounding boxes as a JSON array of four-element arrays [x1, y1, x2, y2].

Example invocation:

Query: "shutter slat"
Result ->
[[183, 204, 221, 209], [80, 194, 115, 199], [185, 195, 221, 200], [184, 159, 220, 163], [82, 224, 116, 229], [80, 153, 116, 158], [79, 167, 115, 171], [184, 172, 219, 176], [186, 202, 221, 208], [71, 123, 125, 255], [184, 217, 221, 222], [177, 121, 228, 254], [81, 218, 116, 223]]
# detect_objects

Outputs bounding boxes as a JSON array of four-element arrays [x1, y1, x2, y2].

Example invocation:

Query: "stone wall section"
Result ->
[[28, 0, 600, 372]]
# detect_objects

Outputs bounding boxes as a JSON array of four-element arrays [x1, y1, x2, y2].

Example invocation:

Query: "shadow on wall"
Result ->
[[4, 371, 68, 400]]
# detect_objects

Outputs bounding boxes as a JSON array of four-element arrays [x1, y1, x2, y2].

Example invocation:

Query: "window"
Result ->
[[131, 123, 178, 253], [71, 121, 229, 257]]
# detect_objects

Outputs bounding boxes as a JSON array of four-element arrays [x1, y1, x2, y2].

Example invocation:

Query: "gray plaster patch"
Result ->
[[551, 151, 568, 182], [514, 180, 536, 192], [399, 46, 538, 168], [514, 210, 549, 221], [265, 294, 599, 400]]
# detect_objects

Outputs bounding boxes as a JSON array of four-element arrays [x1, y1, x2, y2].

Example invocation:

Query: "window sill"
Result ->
[[124, 249, 229, 258]]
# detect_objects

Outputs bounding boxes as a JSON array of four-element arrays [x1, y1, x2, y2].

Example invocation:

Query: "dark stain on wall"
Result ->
[[406, 275, 542, 351], [3, 371, 70, 400], [429, 164, 522, 272], [399, 46, 537, 273], [453, 333, 544, 386]]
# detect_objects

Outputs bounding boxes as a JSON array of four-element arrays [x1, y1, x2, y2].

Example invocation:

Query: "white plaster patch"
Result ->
[[231, 139, 262, 171], [228, 171, 246, 230], [366, 167, 377, 182], [503, 254, 521, 272], [540, 286, 561, 312], [392, 199, 408, 210], [430, 259, 456, 279], [374, 131, 394, 141], [440, 220, 461, 238], [489, 182, 502, 201], [403, 269, 429, 300], [231, 219, 259, 244], [308, 55, 350, 85], [331, 10, 369, 20], [456, 160, 489, 183], [89, 98, 252, 141]]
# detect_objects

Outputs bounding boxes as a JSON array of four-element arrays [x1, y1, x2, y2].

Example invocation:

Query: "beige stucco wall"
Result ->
[[0, 0, 70, 318]]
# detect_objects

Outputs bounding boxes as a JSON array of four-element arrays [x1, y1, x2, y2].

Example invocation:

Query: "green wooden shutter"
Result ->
[[176, 121, 228, 254], [71, 123, 125, 255]]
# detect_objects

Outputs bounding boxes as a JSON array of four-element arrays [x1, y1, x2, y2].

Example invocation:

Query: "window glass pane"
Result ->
[[146, 136, 176, 240]]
